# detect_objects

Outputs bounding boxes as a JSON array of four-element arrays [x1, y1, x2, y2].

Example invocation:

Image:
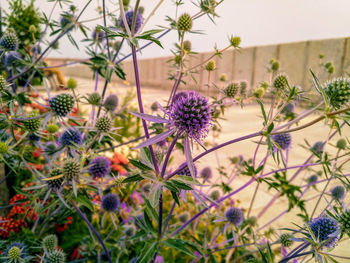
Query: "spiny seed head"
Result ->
[[308, 217, 339, 248], [43, 234, 58, 252], [88, 157, 111, 178], [6, 243, 26, 262], [200, 167, 212, 181], [273, 74, 289, 90], [307, 174, 318, 184], [323, 78, 350, 109], [331, 185, 345, 200], [169, 91, 211, 140], [183, 40, 192, 52], [59, 128, 82, 147], [205, 60, 216, 71], [47, 124, 59, 133], [0, 75, 6, 91], [4, 51, 21, 66], [0, 32, 18, 51], [225, 207, 244, 227], [179, 212, 190, 223], [280, 233, 294, 247], [210, 190, 220, 200], [338, 210, 350, 234], [336, 138, 347, 150], [272, 133, 292, 150], [224, 83, 239, 98], [67, 78, 77, 90], [103, 94, 119, 112], [102, 193, 120, 212], [220, 73, 227, 82], [119, 11, 143, 34], [49, 94, 74, 117], [63, 160, 80, 180], [0, 142, 9, 154], [312, 141, 324, 155], [125, 225, 136, 237], [23, 112, 41, 132], [230, 36, 241, 48], [178, 163, 197, 177], [254, 88, 265, 98], [177, 13, 193, 32], [47, 169, 64, 190], [47, 249, 65, 263], [95, 116, 112, 133], [87, 92, 102, 106]]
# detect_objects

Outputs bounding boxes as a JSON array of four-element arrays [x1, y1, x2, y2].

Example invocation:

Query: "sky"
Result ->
[[1, 0, 350, 59]]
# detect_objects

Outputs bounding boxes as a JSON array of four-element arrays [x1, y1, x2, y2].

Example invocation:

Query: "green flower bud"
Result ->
[[177, 13, 193, 32], [205, 60, 216, 71], [230, 36, 241, 48]]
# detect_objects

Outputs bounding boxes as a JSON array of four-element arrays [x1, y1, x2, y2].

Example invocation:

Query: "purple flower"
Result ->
[[102, 193, 120, 212], [200, 166, 212, 181], [89, 157, 111, 178], [92, 28, 106, 43], [225, 207, 244, 227], [308, 217, 339, 248], [59, 128, 82, 147], [178, 163, 198, 177], [169, 91, 211, 140], [172, 91, 188, 103], [119, 11, 143, 33], [4, 51, 21, 66], [271, 133, 291, 150], [330, 185, 345, 200]]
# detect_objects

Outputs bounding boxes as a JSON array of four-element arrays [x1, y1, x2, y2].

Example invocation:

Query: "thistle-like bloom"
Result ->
[[102, 193, 120, 212], [4, 51, 21, 66], [312, 141, 324, 155], [92, 28, 106, 43], [103, 94, 119, 112], [6, 242, 26, 262], [339, 210, 350, 234], [308, 217, 339, 248], [225, 207, 244, 227], [271, 133, 291, 150], [178, 163, 198, 177], [88, 157, 111, 178], [330, 185, 345, 200], [119, 11, 143, 34], [59, 128, 82, 147], [200, 167, 212, 181]]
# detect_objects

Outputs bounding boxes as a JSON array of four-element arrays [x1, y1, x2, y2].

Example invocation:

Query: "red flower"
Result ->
[[70, 247, 83, 260]]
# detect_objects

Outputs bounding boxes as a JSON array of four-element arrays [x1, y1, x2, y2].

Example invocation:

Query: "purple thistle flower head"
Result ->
[[282, 103, 295, 114], [4, 51, 21, 66], [312, 141, 324, 155], [308, 217, 339, 248], [200, 166, 212, 181], [331, 185, 345, 200], [271, 133, 291, 150], [172, 91, 188, 104], [102, 193, 120, 212], [169, 91, 211, 140], [89, 156, 111, 178], [92, 28, 106, 43], [119, 11, 143, 34], [178, 162, 197, 177], [59, 128, 82, 147], [6, 242, 26, 261], [225, 207, 244, 227]]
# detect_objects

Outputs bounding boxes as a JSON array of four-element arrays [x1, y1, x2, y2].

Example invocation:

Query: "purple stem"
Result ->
[[160, 133, 179, 177], [131, 45, 160, 174], [163, 200, 176, 234], [71, 201, 112, 263]]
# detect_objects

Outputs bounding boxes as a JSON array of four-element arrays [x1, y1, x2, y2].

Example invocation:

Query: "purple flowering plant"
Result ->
[[1, 0, 350, 262]]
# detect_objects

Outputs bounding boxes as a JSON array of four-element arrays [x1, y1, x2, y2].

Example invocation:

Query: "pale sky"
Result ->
[[1, 0, 350, 59]]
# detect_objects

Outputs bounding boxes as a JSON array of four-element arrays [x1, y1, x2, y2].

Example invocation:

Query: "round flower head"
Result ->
[[0, 142, 8, 154], [280, 233, 294, 247], [49, 93, 74, 117], [271, 133, 291, 150], [47, 249, 65, 263], [323, 78, 350, 109], [44, 143, 57, 156], [95, 116, 112, 133], [273, 74, 289, 91], [205, 60, 216, 71], [67, 78, 77, 90], [169, 91, 211, 140], [308, 217, 339, 248], [178, 163, 197, 177], [125, 225, 136, 237], [87, 92, 102, 106], [183, 40, 192, 52], [6, 242, 26, 262], [339, 210, 350, 234], [28, 133, 40, 142], [102, 193, 120, 212], [177, 13, 193, 32], [210, 190, 220, 201], [282, 103, 295, 114], [23, 112, 41, 132], [224, 83, 239, 98], [172, 91, 188, 104], [330, 185, 345, 200], [200, 167, 212, 181], [225, 207, 244, 227], [89, 156, 111, 178], [60, 13, 75, 29], [179, 212, 190, 223], [119, 11, 143, 34], [230, 36, 241, 48], [4, 51, 21, 66], [103, 94, 119, 112], [42, 234, 58, 252], [336, 138, 347, 150], [47, 168, 64, 190], [312, 141, 324, 155], [59, 128, 82, 147], [92, 28, 106, 43], [63, 160, 80, 180], [307, 174, 318, 184], [0, 32, 18, 50]]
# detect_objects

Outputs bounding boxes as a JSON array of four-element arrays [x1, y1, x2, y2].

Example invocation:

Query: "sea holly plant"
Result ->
[[0, 0, 350, 262]]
